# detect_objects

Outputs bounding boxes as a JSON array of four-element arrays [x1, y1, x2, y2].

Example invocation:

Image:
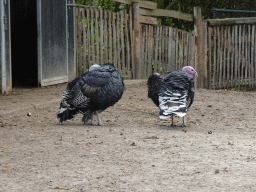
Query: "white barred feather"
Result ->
[[159, 92, 187, 119], [58, 83, 89, 115]]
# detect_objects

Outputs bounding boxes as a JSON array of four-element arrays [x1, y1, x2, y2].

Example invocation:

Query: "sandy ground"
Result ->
[[1, 80, 256, 192]]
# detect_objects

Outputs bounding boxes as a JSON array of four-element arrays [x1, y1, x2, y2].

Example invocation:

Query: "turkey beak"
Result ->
[[195, 71, 198, 77]]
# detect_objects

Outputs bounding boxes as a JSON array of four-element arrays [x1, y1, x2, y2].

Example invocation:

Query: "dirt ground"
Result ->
[[1, 80, 256, 191]]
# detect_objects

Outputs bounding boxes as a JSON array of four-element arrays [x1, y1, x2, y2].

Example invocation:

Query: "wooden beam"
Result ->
[[112, 0, 157, 9], [136, 0, 157, 9], [139, 15, 157, 25], [139, 8, 193, 22], [132, 2, 142, 79], [194, 6, 201, 89], [207, 17, 256, 26], [194, 7, 207, 89], [113, 0, 131, 5]]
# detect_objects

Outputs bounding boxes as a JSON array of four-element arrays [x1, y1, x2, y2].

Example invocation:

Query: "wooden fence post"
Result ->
[[194, 7, 207, 88], [132, 2, 141, 79], [202, 20, 208, 88]]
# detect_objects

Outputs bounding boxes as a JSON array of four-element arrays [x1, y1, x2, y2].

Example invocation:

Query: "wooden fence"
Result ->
[[75, 3, 256, 90], [76, 7, 133, 78], [140, 25, 195, 79], [131, 1, 196, 79], [75, 2, 196, 80], [206, 18, 256, 89]]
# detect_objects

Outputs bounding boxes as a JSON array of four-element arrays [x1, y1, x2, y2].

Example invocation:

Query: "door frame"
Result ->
[[1, 0, 12, 94]]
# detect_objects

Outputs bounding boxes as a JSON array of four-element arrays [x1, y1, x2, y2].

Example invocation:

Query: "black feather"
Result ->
[[147, 72, 170, 107], [147, 73, 162, 107]]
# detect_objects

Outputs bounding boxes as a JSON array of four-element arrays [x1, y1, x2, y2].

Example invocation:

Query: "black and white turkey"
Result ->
[[57, 63, 126, 126], [159, 66, 197, 126], [148, 66, 197, 126]]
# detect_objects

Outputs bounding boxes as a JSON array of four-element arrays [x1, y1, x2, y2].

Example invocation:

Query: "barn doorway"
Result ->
[[10, 0, 38, 87]]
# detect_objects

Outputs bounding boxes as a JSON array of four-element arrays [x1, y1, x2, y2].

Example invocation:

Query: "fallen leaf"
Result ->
[[3, 169, 11, 171]]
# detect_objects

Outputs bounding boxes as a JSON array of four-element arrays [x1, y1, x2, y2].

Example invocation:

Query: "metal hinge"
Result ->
[[68, 0, 72, 9]]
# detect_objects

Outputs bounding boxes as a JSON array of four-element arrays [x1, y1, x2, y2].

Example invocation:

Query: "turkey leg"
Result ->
[[95, 111, 105, 126]]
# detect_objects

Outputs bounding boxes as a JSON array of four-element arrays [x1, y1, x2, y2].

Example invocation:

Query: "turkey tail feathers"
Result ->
[[57, 89, 79, 123], [57, 107, 79, 123]]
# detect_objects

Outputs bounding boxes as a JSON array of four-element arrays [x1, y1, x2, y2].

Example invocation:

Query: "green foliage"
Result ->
[[120, 70, 129, 79], [153, 0, 256, 31], [75, 0, 256, 31], [75, 0, 94, 6], [232, 86, 256, 91], [75, 0, 127, 12]]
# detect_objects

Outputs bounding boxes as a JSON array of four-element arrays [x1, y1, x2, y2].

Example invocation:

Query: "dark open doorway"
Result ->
[[10, 0, 38, 87]]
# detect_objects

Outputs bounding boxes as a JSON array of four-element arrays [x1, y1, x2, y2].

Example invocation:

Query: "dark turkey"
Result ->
[[158, 66, 198, 126], [57, 63, 126, 126]]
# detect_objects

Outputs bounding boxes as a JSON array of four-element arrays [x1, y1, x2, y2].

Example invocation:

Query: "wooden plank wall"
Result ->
[[76, 7, 133, 78], [207, 24, 256, 89], [140, 25, 195, 77]]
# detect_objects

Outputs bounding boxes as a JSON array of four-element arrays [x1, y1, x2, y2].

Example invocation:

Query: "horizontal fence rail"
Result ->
[[207, 22, 256, 89]]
